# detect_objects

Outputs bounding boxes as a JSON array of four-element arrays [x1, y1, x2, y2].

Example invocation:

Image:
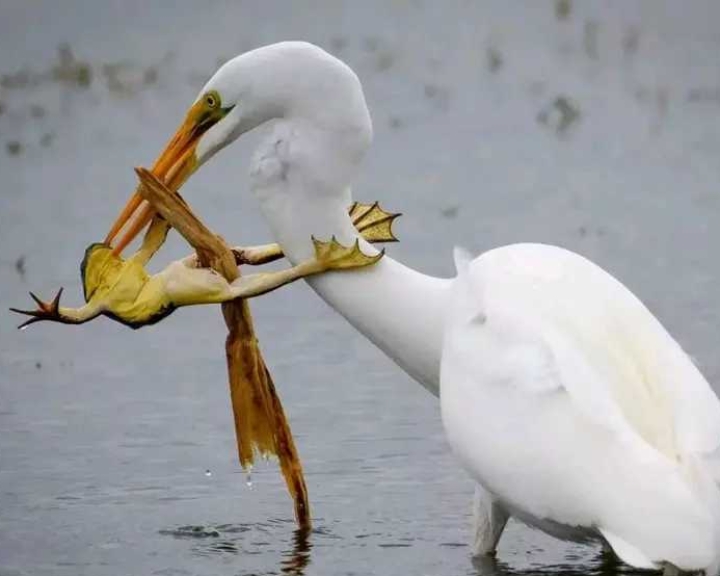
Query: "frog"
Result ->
[[11, 201, 399, 329]]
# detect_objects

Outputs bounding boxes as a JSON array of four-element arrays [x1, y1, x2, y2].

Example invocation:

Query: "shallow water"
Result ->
[[2, 2, 720, 574]]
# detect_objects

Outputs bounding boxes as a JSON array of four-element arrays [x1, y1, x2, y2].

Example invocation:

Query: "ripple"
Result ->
[[158, 525, 220, 539], [157, 521, 315, 574]]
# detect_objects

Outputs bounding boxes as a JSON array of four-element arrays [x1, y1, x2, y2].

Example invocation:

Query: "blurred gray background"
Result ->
[[2, 1, 720, 575]]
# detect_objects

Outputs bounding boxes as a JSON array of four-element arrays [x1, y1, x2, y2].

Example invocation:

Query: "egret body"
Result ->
[[104, 42, 720, 574]]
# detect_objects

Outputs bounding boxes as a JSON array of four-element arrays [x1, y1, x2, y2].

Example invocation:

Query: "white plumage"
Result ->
[[443, 243, 720, 572]]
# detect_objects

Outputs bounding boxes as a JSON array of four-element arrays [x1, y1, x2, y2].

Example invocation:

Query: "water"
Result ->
[[2, 1, 720, 574]]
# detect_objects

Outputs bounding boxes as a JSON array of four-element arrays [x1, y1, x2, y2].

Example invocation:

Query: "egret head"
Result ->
[[105, 42, 372, 254]]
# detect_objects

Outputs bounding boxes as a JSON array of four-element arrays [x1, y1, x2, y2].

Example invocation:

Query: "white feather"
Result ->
[[441, 243, 720, 572]]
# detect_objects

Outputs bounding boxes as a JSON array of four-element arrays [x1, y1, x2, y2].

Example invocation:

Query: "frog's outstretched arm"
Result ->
[[10, 289, 105, 329]]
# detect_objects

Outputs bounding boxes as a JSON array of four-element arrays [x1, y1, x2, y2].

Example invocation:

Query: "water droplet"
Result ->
[[19, 325, 28, 331], [245, 466, 253, 488], [204, 469, 212, 477]]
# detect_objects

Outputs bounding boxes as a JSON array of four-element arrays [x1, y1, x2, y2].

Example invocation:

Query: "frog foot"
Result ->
[[10, 288, 67, 328], [349, 201, 401, 243], [311, 237, 384, 271]]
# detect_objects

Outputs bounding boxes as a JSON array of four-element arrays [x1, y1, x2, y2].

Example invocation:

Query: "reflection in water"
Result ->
[[471, 547, 647, 576], [158, 522, 657, 576], [280, 528, 312, 575]]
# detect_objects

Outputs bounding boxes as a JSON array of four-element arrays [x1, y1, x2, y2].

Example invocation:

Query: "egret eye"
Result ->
[[205, 92, 219, 109]]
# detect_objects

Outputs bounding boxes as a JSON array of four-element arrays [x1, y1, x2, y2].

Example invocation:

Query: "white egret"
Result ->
[[103, 42, 720, 574]]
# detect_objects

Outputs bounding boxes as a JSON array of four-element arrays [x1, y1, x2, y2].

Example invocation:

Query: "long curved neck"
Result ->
[[308, 255, 448, 396], [255, 179, 448, 397], [250, 117, 449, 396]]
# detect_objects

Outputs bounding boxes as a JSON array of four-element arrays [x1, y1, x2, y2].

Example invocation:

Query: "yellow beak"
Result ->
[[105, 98, 212, 255]]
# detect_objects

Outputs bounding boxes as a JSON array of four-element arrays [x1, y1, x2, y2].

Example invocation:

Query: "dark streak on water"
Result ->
[[2, 1, 720, 575]]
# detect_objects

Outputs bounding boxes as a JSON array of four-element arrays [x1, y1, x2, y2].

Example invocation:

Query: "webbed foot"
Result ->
[[349, 201, 401, 243], [311, 237, 384, 271]]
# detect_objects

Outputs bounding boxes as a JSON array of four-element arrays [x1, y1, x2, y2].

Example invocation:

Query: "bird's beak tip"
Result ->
[[105, 108, 206, 255]]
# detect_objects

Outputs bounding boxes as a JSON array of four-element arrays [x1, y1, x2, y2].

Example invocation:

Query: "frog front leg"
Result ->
[[10, 289, 105, 329]]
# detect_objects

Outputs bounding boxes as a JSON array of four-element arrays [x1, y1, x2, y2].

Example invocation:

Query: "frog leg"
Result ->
[[10, 288, 105, 329], [181, 243, 284, 268], [182, 202, 401, 268], [230, 243, 285, 266], [165, 237, 383, 307], [228, 237, 383, 300]]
